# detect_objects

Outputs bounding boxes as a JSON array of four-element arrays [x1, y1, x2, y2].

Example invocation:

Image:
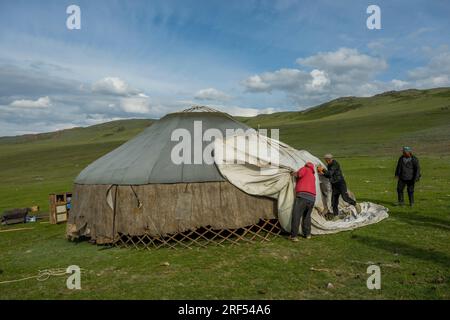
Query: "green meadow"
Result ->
[[0, 88, 449, 299]]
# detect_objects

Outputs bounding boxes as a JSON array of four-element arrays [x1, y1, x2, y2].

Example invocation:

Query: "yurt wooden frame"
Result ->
[[114, 218, 282, 250]]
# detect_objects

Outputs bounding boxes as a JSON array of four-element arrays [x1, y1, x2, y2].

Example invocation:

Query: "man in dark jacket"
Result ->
[[395, 146, 420, 206], [318, 154, 361, 217]]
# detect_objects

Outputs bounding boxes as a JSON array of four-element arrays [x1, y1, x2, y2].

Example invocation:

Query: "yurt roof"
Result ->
[[75, 107, 250, 185]]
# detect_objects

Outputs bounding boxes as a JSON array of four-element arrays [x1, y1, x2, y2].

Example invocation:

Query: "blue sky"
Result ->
[[0, 0, 449, 135]]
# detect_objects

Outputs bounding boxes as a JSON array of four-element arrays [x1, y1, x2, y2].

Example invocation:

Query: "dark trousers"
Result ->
[[331, 180, 356, 215], [291, 196, 314, 237], [397, 179, 415, 204]]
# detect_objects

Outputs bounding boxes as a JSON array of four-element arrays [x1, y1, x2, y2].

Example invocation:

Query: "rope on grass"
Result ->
[[0, 268, 70, 284]]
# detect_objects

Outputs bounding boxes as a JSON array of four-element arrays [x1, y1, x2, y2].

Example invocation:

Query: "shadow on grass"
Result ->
[[354, 235, 450, 268], [362, 197, 450, 231], [98, 245, 116, 251], [394, 212, 450, 232]]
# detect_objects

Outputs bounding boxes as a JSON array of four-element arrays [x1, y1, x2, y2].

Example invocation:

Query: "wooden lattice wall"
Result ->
[[114, 218, 283, 250]]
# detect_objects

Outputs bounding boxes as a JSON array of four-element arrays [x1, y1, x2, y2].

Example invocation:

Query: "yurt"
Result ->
[[67, 106, 389, 248], [67, 107, 280, 247]]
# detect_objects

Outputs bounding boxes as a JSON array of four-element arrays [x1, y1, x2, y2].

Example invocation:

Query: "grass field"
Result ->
[[0, 88, 449, 299]]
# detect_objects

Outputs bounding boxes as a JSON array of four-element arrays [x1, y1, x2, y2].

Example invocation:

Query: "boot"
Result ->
[[408, 192, 414, 207], [397, 192, 405, 206]]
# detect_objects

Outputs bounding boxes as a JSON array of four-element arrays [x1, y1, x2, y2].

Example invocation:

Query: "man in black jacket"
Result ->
[[395, 146, 420, 206], [318, 154, 361, 217]]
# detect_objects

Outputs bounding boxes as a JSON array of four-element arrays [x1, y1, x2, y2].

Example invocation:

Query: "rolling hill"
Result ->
[[0, 87, 449, 214], [238, 87, 450, 155], [0, 118, 154, 146], [2, 87, 449, 154]]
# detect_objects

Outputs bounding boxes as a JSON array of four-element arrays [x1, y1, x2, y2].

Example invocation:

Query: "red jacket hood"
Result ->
[[305, 162, 315, 173], [295, 162, 317, 196]]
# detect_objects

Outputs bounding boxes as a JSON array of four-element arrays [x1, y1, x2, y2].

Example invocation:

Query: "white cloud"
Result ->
[[297, 48, 387, 75], [10, 96, 51, 108], [242, 47, 390, 107], [213, 105, 278, 117], [92, 77, 134, 96], [120, 96, 151, 114], [91, 77, 158, 114], [222, 106, 276, 117], [243, 68, 309, 93], [418, 75, 449, 87], [241, 75, 270, 92], [306, 69, 330, 91], [391, 79, 409, 89], [407, 48, 450, 88], [194, 88, 231, 101]]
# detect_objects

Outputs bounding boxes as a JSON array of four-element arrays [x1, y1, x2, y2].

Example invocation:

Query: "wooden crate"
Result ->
[[49, 192, 72, 224]]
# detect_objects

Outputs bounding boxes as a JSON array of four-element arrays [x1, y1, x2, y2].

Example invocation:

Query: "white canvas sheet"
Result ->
[[214, 133, 389, 235]]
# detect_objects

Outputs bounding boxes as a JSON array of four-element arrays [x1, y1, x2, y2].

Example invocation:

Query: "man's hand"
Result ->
[[317, 165, 325, 174]]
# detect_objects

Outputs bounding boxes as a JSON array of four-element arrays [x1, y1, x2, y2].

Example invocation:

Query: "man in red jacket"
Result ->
[[289, 162, 316, 241]]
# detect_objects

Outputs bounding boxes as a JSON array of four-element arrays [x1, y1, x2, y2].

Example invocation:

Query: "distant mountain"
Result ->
[[238, 87, 450, 127], [1, 87, 449, 156], [0, 119, 154, 146]]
